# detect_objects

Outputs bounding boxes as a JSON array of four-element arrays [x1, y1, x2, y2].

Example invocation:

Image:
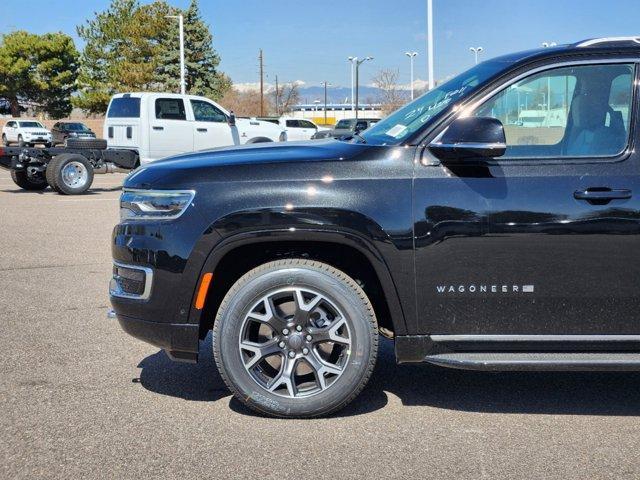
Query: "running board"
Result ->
[[423, 352, 640, 371]]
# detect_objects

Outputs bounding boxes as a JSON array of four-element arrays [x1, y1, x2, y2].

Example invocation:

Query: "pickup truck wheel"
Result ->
[[246, 137, 273, 144], [10, 169, 48, 190], [47, 154, 94, 195], [213, 259, 378, 418]]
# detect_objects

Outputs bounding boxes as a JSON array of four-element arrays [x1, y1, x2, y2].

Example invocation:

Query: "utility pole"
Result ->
[[427, 0, 434, 90], [166, 14, 185, 94], [275, 75, 279, 116], [321, 81, 331, 125], [354, 57, 373, 120], [259, 49, 264, 116]]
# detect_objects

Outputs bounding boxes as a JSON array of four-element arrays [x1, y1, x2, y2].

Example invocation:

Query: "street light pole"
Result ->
[[321, 81, 331, 125], [166, 14, 186, 94], [427, 0, 434, 90], [348, 56, 357, 113], [469, 46, 483, 65], [405, 52, 418, 100], [354, 56, 373, 120]]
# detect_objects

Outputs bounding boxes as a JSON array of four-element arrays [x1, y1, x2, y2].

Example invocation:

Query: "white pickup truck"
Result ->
[[104, 92, 286, 165]]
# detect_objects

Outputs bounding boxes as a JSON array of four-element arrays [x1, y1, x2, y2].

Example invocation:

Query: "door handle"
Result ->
[[152, 126, 164, 131], [197, 128, 208, 132], [574, 188, 632, 201]]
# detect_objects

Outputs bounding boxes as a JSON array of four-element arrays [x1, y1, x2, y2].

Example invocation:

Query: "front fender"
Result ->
[[186, 208, 409, 335]]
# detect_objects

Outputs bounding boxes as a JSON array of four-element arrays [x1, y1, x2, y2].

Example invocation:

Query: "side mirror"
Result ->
[[429, 117, 506, 161], [228, 111, 236, 127]]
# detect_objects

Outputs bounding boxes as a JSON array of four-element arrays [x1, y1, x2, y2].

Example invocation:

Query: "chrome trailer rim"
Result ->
[[238, 287, 352, 398], [61, 161, 89, 188]]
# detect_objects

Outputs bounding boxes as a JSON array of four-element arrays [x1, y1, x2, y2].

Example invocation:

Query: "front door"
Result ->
[[415, 60, 640, 335], [190, 99, 235, 150]]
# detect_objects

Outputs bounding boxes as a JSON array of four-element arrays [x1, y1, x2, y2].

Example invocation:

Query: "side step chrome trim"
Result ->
[[424, 352, 640, 371], [430, 335, 640, 342]]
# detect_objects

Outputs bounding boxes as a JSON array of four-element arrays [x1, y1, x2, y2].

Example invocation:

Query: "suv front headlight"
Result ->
[[120, 189, 195, 221]]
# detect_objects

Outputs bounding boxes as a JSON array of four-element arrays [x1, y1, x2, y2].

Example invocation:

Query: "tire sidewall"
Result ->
[[215, 264, 375, 417]]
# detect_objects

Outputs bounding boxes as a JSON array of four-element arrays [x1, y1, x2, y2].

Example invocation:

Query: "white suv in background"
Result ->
[[259, 117, 322, 141], [104, 92, 286, 165], [2, 120, 52, 147]]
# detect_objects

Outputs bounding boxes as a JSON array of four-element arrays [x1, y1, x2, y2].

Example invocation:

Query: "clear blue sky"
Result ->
[[2, 0, 640, 88]]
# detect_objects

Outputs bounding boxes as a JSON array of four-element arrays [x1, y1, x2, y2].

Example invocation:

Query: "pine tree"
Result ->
[[157, 0, 231, 100]]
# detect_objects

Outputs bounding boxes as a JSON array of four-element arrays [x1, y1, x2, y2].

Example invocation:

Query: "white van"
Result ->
[[104, 92, 286, 165]]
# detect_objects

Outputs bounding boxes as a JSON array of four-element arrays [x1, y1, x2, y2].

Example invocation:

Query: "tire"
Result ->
[[10, 169, 48, 191], [2, 134, 7, 146], [44, 142, 52, 148], [46, 154, 94, 195], [17, 135, 24, 147], [213, 259, 378, 418], [65, 137, 107, 150]]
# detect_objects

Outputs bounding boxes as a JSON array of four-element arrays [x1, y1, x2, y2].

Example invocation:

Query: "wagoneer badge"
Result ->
[[436, 285, 535, 294]]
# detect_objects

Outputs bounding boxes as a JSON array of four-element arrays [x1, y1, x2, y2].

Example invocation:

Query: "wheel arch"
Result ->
[[191, 229, 407, 340], [245, 136, 273, 144]]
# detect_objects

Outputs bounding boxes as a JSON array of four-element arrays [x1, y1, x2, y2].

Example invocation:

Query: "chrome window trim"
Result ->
[[431, 335, 640, 342], [109, 261, 154, 301], [120, 188, 196, 221]]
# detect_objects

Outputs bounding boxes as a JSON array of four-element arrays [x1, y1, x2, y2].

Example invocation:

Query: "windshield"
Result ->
[[19, 121, 44, 128], [66, 123, 90, 131], [361, 61, 508, 145], [336, 119, 356, 129]]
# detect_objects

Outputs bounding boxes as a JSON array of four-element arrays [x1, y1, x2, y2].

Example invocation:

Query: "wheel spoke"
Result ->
[[246, 297, 288, 333], [308, 317, 350, 345], [240, 339, 281, 369], [305, 349, 343, 390], [293, 288, 322, 324], [268, 357, 297, 396]]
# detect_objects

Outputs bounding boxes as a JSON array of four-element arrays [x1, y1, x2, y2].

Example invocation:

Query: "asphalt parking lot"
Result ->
[[1, 167, 640, 479]]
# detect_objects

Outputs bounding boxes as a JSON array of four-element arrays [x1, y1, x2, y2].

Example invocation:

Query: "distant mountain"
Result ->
[[297, 85, 388, 105]]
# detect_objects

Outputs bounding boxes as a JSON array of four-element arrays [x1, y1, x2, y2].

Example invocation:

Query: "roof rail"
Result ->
[[576, 36, 640, 47]]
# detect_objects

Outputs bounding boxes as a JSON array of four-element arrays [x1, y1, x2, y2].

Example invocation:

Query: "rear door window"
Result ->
[[299, 120, 316, 129], [286, 120, 300, 128], [155, 98, 186, 120], [107, 97, 141, 118]]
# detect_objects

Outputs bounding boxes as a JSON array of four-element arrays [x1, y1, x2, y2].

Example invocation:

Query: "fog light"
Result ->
[[109, 263, 153, 300]]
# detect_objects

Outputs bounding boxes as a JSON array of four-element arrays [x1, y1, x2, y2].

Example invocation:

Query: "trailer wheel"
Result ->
[[10, 169, 48, 191], [46, 154, 94, 195]]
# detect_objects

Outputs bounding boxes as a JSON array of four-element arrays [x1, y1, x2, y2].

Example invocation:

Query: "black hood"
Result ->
[[124, 139, 373, 189]]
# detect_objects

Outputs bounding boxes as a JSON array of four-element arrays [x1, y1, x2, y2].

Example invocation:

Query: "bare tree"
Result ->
[[372, 69, 407, 115], [219, 88, 265, 117], [272, 82, 300, 115]]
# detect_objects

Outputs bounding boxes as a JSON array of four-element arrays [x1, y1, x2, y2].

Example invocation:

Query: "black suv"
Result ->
[[110, 38, 640, 417], [51, 122, 96, 146]]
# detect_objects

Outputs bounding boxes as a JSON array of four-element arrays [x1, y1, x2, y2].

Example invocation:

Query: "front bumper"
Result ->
[[109, 310, 200, 363]]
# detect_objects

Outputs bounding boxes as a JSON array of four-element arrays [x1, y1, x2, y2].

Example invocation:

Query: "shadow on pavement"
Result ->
[[138, 335, 640, 417]]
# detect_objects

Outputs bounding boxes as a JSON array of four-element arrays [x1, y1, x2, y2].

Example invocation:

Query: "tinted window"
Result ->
[[156, 98, 186, 120], [107, 97, 141, 118], [66, 123, 90, 131], [299, 120, 316, 129], [7, 122, 15, 127], [286, 120, 300, 128], [191, 100, 226, 122], [472, 63, 634, 158], [19, 121, 43, 128], [336, 119, 355, 129]]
